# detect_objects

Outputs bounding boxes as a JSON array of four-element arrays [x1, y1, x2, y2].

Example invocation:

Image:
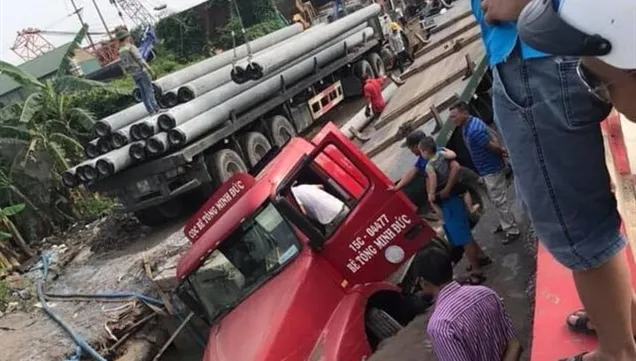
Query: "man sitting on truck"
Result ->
[[415, 248, 522, 361], [291, 184, 349, 234]]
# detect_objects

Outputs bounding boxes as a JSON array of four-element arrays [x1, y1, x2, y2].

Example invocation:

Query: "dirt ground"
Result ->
[[0, 216, 189, 361]]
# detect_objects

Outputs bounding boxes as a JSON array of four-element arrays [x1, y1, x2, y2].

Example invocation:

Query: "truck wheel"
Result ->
[[269, 115, 296, 147], [134, 199, 184, 227], [367, 52, 386, 77], [440, 0, 454, 8], [241, 132, 272, 167], [366, 308, 403, 341], [354, 60, 375, 81], [207, 149, 248, 184], [380, 47, 395, 71]]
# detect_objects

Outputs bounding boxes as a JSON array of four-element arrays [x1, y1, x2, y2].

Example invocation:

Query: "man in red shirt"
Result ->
[[351, 74, 387, 141]]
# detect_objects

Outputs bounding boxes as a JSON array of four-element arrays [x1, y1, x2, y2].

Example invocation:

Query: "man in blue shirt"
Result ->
[[449, 102, 520, 244], [473, 1, 635, 360]]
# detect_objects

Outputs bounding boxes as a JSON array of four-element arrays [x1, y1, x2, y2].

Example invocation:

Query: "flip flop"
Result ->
[[559, 352, 588, 361], [566, 310, 596, 335]]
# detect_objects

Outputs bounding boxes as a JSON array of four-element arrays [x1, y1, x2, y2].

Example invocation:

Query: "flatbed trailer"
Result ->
[[88, 16, 391, 225]]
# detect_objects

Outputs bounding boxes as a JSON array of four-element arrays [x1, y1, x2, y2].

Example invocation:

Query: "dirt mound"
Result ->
[[89, 214, 152, 253]]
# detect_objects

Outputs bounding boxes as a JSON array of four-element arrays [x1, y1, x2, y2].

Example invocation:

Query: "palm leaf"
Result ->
[[0, 60, 44, 89], [67, 107, 95, 131], [0, 138, 28, 148], [18, 92, 42, 124], [0, 231, 11, 240], [0, 203, 25, 217], [56, 25, 88, 77], [51, 132, 84, 151], [45, 119, 70, 133], [48, 141, 71, 171], [0, 104, 19, 123], [0, 125, 34, 139], [54, 75, 108, 94]]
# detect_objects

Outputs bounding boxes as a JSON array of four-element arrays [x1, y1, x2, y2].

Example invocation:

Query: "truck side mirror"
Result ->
[[274, 196, 326, 251]]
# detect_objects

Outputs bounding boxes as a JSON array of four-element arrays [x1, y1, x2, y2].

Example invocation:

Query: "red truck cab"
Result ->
[[175, 123, 437, 361]]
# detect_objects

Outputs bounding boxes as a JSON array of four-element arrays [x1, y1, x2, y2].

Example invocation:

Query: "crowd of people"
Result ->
[[384, 0, 636, 360]]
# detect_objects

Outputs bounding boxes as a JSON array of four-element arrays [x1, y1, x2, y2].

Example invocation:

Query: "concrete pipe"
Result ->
[[110, 115, 153, 148], [159, 25, 360, 132], [179, 23, 327, 102], [62, 166, 81, 188], [95, 142, 141, 177], [153, 24, 303, 94], [162, 90, 179, 107], [97, 137, 113, 154], [78, 162, 99, 182], [93, 103, 151, 137], [85, 139, 100, 159], [168, 28, 375, 147], [129, 141, 148, 162], [145, 132, 170, 156], [340, 82, 399, 138], [236, 4, 381, 83]]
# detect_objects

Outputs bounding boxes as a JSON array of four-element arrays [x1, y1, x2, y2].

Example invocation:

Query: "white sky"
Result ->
[[0, 0, 208, 65]]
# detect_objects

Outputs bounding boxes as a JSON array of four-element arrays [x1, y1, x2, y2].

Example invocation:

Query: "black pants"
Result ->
[[395, 51, 413, 73]]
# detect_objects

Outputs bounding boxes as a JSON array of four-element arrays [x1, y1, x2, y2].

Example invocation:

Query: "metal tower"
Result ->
[[10, 28, 56, 61], [109, 0, 156, 27]]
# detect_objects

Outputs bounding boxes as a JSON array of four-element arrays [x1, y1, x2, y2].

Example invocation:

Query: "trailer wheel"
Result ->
[[366, 308, 403, 342], [354, 60, 375, 80], [241, 132, 272, 167], [207, 149, 248, 185], [380, 47, 395, 71], [269, 115, 296, 147], [367, 52, 386, 77]]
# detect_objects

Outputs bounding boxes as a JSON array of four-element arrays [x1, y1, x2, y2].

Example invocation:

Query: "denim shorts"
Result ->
[[492, 50, 625, 271]]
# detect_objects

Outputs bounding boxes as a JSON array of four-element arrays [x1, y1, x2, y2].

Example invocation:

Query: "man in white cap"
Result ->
[[473, 0, 636, 360]]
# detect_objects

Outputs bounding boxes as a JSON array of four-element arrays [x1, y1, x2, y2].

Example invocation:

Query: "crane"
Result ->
[[109, 0, 157, 27]]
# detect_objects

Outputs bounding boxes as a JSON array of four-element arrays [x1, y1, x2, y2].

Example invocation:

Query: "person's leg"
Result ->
[[492, 50, 634, 360], [483, 170, 519, 242], [395, 52, 404, 73], [135, 71, 158, 114]]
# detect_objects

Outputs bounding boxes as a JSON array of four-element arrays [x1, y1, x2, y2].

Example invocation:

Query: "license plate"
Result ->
[[136, 180, 152, 194]]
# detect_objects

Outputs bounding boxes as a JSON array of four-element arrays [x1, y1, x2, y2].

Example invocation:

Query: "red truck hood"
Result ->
[[203, 251, 343, 361]]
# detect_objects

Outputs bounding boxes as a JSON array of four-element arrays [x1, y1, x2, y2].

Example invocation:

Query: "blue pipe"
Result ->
[[45, 292, 163, 306]]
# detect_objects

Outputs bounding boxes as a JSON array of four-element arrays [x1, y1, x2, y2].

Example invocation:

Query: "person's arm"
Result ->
[[502, 338, 522, 361], [428, 324, 472, 361], [473, 123, 506, 157], [439, 147, 456, 160], [390, 166, 417, 191], [425, 165, 437, 203], [439, 160, 460, 198], [130, 45, 154, 77], [480, 0, 531, 23]]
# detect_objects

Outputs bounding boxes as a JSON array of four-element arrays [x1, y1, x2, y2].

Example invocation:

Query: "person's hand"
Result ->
[[149, 68, 157, 80], [428, 193, 436, 203], [387, 185, 399, 191], [438, 188, 450, 199], [480, 0, 530, 23]]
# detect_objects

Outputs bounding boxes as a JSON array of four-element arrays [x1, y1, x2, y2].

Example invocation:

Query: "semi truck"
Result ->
[[174, 122, 457, 361], [82, 5, 401, 226]]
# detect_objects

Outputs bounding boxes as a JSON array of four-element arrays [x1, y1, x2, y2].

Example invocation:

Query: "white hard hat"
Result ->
[[517, 0, 636, 69]]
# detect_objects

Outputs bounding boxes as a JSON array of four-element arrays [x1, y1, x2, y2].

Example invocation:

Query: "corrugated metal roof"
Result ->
[[0, 42, 73, 96]]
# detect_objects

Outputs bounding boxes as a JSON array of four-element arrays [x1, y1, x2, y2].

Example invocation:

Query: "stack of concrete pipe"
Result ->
[[62, 4, 381, 188]]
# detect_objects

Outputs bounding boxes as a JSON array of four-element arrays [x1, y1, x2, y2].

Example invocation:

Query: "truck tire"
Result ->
[[241, 132, 272, 167], [366, 308, 403, 341], [354, 59, 375, 80], [134, 199, 184, 227], [380, 47, 395, 71], [367, 52, 386, 77], [440, 0, 454, 8], [207, 149, 248, 185], [269, 115, 296, 147]]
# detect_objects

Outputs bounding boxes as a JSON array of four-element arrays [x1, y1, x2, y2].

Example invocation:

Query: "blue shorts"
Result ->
[[440, 195, 472, 247], [492, 50, 625, 270]]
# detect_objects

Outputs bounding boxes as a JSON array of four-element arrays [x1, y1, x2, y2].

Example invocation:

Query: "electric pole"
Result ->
[[69, 0, 97, 49], [92, 0, 113, 40]]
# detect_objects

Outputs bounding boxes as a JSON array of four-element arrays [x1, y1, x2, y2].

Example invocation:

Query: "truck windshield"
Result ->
[[184, 203, 301, 322]]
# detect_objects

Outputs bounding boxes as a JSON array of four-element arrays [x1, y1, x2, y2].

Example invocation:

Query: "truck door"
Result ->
[[278, 123, 437, 285]]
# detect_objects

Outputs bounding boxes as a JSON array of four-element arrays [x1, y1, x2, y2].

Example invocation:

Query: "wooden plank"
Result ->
[[402, 29, 482, 80], [429, 10, 473, 35], [366, 94, 458, 158], [415, 19, 478, 58]]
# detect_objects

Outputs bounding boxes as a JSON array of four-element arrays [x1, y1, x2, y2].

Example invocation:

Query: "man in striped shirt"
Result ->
[[449, 101, 520, 244], [415, 248, 522, 361]]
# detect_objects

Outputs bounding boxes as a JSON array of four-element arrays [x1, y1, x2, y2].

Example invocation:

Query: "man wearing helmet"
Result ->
[[473, 0, 636, 360], [388, 22, 412, 73]]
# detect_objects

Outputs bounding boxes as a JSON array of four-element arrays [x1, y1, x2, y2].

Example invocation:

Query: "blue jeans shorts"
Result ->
[[492, 50, 625, 271]]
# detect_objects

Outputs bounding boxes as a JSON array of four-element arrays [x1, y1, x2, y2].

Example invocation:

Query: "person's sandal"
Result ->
[[559, 352, 588, 361], [566, 310, 596, 335]]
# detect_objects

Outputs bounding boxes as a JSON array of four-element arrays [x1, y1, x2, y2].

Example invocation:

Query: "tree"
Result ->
[[0, 203, 33, 260]]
